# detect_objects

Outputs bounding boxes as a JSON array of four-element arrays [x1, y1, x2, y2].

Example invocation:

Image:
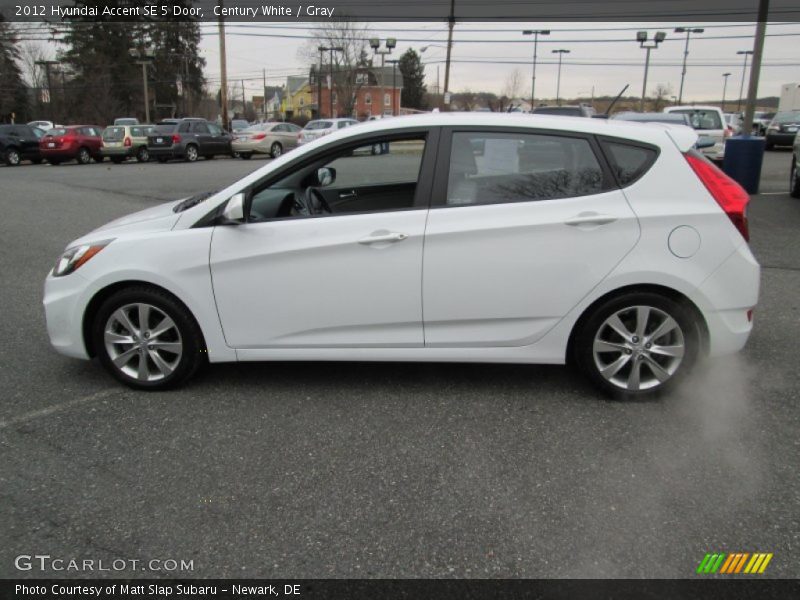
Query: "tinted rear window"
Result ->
[[602, 140, 658, 186], [153, 124, 177, 134], [103, 127, 124, 141]]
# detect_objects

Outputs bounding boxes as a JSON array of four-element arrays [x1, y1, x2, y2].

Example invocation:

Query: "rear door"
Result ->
[[191, 121, 213, 154], [422, 127, 640, 347]]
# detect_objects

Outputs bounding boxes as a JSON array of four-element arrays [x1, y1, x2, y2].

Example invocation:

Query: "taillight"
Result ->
[[685, 152, 750, 242], [123, 137, 132, 147], [724, 126, 733, 139], [252, 133, 266, 140], [172, 134, 181, 144]]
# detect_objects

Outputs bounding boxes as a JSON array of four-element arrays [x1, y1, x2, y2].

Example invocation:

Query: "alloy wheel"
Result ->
[[6, 149, 20, 166], [137, 147, 149, 162], [185, 145, 198, 162], [271, 143, 282, 158], [104, 303, 183, 382], [78, 148, 91, 164], [592, 305, 685, 392]]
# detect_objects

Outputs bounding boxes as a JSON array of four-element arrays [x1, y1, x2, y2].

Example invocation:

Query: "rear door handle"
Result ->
[[339, 190, 357, 199], [358, 232, 409, 245], [565, 212, 617, 227]]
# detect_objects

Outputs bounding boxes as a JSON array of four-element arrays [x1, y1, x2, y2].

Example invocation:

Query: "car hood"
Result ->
[[69, 199, 182, 247]]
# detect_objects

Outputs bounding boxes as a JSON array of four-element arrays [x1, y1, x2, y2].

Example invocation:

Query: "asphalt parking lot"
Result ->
[[1, 150, 798, 579]]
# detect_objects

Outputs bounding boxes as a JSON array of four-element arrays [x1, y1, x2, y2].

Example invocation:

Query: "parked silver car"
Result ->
[[232, 122, 302, 159]]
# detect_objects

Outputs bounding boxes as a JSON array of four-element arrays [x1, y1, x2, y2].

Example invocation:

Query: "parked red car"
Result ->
[[39, 125, 104, 165]]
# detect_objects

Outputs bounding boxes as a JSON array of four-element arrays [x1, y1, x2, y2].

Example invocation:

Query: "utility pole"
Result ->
[[317, 46, 325, 118], [674, 27, 704, 104], [443, 0, 455, 108], [552, 49, 570, 106], [637, 31, 666, 112], [241, 79, 245, 118], [218, 0, 229, 130], [736, 50, 753, 112], [263, 68, 267, 120], [522, 29, 550, 108], [35, 60, 59, 122], [721, 72, 731, 112], [328, 46, 343, 117], [742, 0, 769, 135]]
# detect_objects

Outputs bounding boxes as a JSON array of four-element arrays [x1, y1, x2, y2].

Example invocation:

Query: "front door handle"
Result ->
[[339, 190, 357, 199], [565, 212, 617, 227], [358, 232, 409, 245]]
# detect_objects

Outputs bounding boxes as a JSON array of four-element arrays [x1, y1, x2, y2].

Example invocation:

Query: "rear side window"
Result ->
[[443, 132, 607, 206], [154, 124, 176, 134], [178, 122, 192, 133], [601, 140, 658, 187], [192, 122, 210, 134]]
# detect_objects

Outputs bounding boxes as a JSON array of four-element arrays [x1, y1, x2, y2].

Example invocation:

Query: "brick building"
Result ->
[[309, 65, 404, 120]]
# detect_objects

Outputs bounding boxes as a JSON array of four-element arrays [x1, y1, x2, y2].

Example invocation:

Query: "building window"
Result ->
[[299, 97, 304, 107], [384, 93, 391, 107], [365, 93, 372, 105], [355, 72, 368, 85], [333, 92, 338, 104]]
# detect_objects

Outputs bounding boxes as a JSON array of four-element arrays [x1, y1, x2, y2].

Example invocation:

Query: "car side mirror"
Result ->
[[220, 192, 245, 224], [696, 136, 716, 149], [316, 167, 336, 187]]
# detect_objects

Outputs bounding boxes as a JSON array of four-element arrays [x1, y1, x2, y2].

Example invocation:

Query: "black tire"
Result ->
[[77, 147, 92, 164], [270, 142, 283, 158], [92, 286, 206, 391], [184, 144, 199, 162], [574, 292, 700, 399], [157, 156, 169, 164], [4, 147, 21, 166], [791, 155, 800, 199], [136, 146, 149, 162], [239, 152, 253, 160]]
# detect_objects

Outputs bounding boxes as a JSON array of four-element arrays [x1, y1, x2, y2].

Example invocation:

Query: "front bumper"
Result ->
[[766, 132, 798, 147], [43, 271, 92, 360]]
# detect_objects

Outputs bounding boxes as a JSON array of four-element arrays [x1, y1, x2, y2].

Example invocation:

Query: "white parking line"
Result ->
[[758, 191, 789, 195], [0, 388, 119, 430]]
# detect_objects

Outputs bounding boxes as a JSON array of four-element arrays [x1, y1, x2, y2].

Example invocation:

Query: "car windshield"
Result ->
[[773, 111, 800, 123], [305, 121, 333, 130], [670, 110, 723, 130], [103, 127, 125, 141]]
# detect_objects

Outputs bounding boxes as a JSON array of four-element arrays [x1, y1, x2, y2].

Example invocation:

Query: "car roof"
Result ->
[[666, 105, 723, 112], [300, 112, 697, 152]]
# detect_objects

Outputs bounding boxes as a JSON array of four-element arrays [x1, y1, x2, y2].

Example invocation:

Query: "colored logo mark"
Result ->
[[696, 552, 773, 574]]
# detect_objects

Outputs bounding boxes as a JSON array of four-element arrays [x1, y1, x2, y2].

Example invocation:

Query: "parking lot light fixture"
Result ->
[[721, 72, 732, 112], [551, 49, 570, 106], [736, 50, 753, 112], [523, 29, 550, 107], [674, 27, 704, 103], [637, 32, 666, 112]]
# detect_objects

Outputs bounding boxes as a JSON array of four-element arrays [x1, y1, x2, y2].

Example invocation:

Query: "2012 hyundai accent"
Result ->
[[43, 114, 759, 397]]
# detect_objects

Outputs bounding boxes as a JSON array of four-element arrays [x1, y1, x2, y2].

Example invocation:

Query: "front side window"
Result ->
[[208, 123, 222, 135], [444, 132, 606, 206], [248, 135, 427, 221], [193, 122, 210, 134]]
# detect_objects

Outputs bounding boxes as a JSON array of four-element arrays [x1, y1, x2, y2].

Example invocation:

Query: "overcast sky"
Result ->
[[196, 21, 800, 104]]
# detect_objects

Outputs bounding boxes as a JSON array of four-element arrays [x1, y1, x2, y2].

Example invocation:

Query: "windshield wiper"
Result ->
[[173, 190, 218, 213]]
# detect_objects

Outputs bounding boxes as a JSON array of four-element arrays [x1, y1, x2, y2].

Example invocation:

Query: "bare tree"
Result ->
[[502, 68, 524, 101], [299, 20, 372, 117], [651, 83, 673, 112]]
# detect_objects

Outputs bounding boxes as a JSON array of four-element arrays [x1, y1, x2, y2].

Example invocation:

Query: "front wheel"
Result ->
[[77, 147, 92, 164], [270, 142, 283, 158], [574, 292, 699, 399], [4, 147, 21, 166], [92, 286, 206, 390], [790, 155, 800, 199]]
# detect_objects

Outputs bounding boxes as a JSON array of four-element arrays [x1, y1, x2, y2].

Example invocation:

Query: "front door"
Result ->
[[210, 130, 437, 348]]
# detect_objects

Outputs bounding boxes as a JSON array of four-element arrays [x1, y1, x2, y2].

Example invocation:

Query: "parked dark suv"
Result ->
[[0, 124, 46, 166], [147, 118, 233, 162], [532, 105, 595, 117]]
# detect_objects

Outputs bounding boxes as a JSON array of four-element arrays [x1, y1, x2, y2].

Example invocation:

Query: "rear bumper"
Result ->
[[765, 132, 797, 146], [695, 242, 760, 357], [148, 146, 182, 159], [40, 148, 78, 160], [101, 147, 134, 158]]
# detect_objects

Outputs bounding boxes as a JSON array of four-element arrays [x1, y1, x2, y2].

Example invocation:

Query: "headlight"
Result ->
[[52, 239, 113, 277]]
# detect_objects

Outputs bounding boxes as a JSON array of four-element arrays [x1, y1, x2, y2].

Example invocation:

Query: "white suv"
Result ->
[[43, 114, 759, 397], [298, 118, 359, 145], [665, 105, 731, 164]]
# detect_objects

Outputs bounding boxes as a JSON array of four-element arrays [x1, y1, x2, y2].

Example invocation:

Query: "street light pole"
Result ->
[[327, 46, 344, 117], [370, 38, 396, 117], [721, 72, 731, 112], [736, 50, 753, 112], [35, 60, 59, 122], [551, 49, 570, 106], [387, 59, 399, 116], [637, 31, 666, 112], [317, 46, 326, 118], [217, 0, 228, 130], [674, 27, 704, 104], [523, 29, 550, 109]]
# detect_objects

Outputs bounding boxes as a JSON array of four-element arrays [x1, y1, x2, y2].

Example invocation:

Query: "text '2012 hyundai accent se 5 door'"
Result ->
[[43, 114, 759, 398]]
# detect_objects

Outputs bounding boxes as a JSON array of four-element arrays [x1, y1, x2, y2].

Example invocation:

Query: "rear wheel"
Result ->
[[92, 286, 206, 390], [77, 147, 92, 164], [136, 146, 149, 162], [184, 144, 199, 162], [4, 147, 21, 166], [791, 155, 800, 199], [575, 292, 699, 399], [270, 142, 283, 158]]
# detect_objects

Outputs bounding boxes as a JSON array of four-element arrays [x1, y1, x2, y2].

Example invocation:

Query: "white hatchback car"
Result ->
[[43, 114, 759, 397]]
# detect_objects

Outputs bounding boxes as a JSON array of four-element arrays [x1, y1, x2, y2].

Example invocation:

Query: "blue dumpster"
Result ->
[[722, 135, 766, 194]]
